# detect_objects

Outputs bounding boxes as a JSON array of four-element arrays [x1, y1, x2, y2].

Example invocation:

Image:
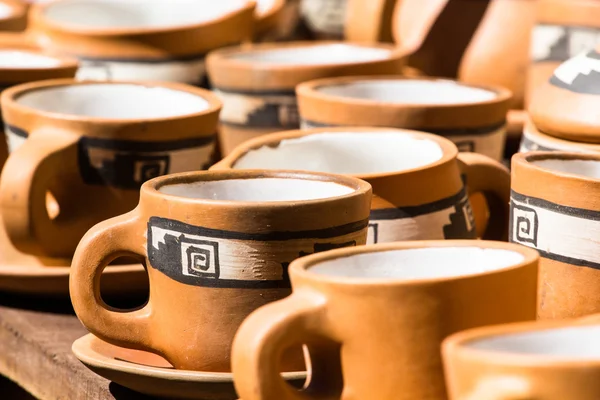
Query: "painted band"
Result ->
[[75, 51, 207, 63], [510, 190, 600, 269], [531, 23, 600, 63], [147, 216, 368, 288], [519, 134, 556, 153], [368, 187, 476, 244], [549, 50, 600, 94], [214, 88, 300, 129]]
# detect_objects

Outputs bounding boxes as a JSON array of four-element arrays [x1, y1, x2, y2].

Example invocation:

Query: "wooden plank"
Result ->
[[0, 293, 155, 400]]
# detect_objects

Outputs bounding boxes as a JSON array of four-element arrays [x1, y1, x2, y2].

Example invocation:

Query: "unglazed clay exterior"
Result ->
[[232, 241, 539, 400], [212, 127, 513, 243], [70, 170, 372, 372], [24, 0, 256, 84], [511, 152, 600, 319], [520, 119, 600, 153], [392, 0, 535, 110], [443, 317, 600, 400], [206, 42, 407, 156], [296, 77, 512, 161], [0, 79, 221, 258], [528, 0, 600, 106]]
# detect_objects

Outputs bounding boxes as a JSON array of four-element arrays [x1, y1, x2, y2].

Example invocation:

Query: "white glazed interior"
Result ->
[[316, 79, 497, 104], [310, 247, 525, 280], [232, 44, 392, 65], [467, 325, 600, 359], [159, 178, 355, 201], [15, 84, 210, 119], [0, 3, 13, 18], [233, 132, 444, 174], [43, 0, 250, 29], [533, 159, 600, 179], [0, 50, 62, 68]]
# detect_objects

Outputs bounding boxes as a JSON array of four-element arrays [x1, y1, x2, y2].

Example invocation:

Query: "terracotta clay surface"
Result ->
[[296, 76, 512, 161], [232, 240, 539, 400], [443, 316, 600, 400], [0, 79, 221, 258], [70, 170, 372, 372], [392, 0, 535, 111], [511, 152, 600, 319], [212, 127, 512, 242], [72, 334, 306, 400], [0, 0, 26, 31], [206, 41, 407, 155], [520, 118, 600, 153]]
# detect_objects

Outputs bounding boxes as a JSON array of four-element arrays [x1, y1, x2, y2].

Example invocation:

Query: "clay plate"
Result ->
[[72, 334, 308, 400]]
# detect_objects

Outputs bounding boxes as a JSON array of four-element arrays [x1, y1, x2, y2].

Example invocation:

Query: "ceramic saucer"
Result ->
[[72, 334, 307, 400]]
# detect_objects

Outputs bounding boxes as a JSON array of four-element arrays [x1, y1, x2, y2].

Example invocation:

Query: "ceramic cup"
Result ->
[[0, 79, 221, 259], [70, 169, 372, 371], [520, 118, 600, 153], [206, 41, 407, 156], [443, 317, 600, 400], [528, 0, 600, 106], [212, 127, 512, 243], [19, 0, 256, 84], [511, 151, 600, 319], [296, 76, 512, 161], [232, 240, 539, 400]]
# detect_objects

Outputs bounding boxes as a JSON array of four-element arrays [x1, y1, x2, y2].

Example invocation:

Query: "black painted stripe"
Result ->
[[511, 190, 600, 220], [301, 119, 506, 137], [584, 49, 600, 60], [149, 216, 369, 242], [535, 248, 600, 270], [214, 87, 297, 96], [370, 187, 467, 220], [75, 51, 207, 63], [6, 124, 27, 138]]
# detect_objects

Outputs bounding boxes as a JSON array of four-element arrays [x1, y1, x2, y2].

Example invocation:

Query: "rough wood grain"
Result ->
[[0, 294, 156, 400]]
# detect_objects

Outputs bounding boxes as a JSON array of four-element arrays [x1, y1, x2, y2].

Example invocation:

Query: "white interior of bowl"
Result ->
[[159, 178, 355, 201], [15, 83, 210, 119], [533, 159, 600, 180], [309, 247, 525, 280], [0, 50, 62, 68], [0, 3, 13, 18], [232, 44, 392, 65], [315, 79, 497, 104], [43, 0, 250, 29], [233, 132, 444, 175], [467, 325, 600, 359]]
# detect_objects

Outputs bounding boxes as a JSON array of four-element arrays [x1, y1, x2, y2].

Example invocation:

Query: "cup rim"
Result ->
[[33, 0, 256, 36], [141, 169, 372, 208], [512, 151, 600, 185], [212, 126, 459, 179], [289, 240, 539, 286], [443, 318, 600, 367], [1, 78, 222, 124], [206, 41, 409, 72], [296, 75, 513, 109], [0, 46, 79, 73]]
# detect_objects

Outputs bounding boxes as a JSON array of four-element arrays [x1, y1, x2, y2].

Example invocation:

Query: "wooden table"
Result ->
[[0, 292, 159, 399]]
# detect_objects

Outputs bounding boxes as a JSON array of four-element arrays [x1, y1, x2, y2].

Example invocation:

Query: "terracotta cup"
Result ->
[[9, 0, 257, 84], [511, 151, 600, 319], [206, 41, 407, 156], [528, 0, 600, 107], [70, 169, 372, 371], [296, 76, 512, 161], [0, 79, 221, 259], [212, 127, 512, 243], [232, 240, 539, 400], [443, 317, 600, 400], [520, 118, 600, 153]]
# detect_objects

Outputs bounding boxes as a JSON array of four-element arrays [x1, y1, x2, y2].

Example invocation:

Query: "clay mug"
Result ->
[[528, 0, 600, 106], [206, 41, 407, 156], [296, 76, 512, 161], [0, 79, 221, 258], [9, 0, 257, 84], [70, 169, 372, 371], [443, 317, 600, 400], [212, 127, 512, 243], [520, 118, 600, 153], [511, 151, 600, 319], [232, 240, 539, 400], [0, 46, 77, 166]]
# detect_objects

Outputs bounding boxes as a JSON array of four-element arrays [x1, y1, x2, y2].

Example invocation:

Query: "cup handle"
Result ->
[[233, 292, 339, 400], [69, 210, 152, 351], [0, 129, 79, 257], [457, 152, 510, 241]]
